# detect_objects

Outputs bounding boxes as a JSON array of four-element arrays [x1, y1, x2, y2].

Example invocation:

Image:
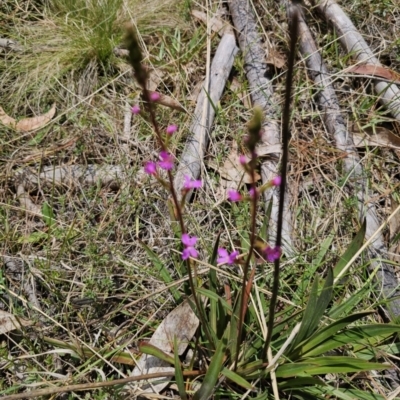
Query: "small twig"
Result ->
[[1, 370, 202, 400]]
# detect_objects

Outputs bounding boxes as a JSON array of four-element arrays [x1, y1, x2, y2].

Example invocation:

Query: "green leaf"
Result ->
[[209, 232, 221, 336], [139, 342, 175, 365], [141, 241, 181, 302], [334, 220, 366, 279], [303, 324, 400, 358], [221, 367, 253, 390], [275, 356, 389, 378], [279, 377, 326, 390], [193, 335, 228, 400], [292, 311, 373, 358], [197, 288, 232, 313], [356, 341, 400, 360], [290, 268, 333, 352], [42, 202, 55, 228], [174, 336, 187, 400]]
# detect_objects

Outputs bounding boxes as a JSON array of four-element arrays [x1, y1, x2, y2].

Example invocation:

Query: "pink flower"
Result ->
[[217, 248, 239, 265], [181, 233, 198, 260], [144, 161, 157, 175], [264, 246, 281, 262], [272, 176, 282, 186], [228, 189, 242, 202], [158, 151, 174, 170], [183, 175, 202, 190], [239, 155, 247, 165], [166, 125, 178, 135], [249, 187, 258, 198], [131, 105, 140, 114], [150, 92, 160, 101]]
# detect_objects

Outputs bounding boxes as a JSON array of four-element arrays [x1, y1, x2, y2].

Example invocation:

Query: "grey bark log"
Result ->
[[286, 2, 400, 319], [316, 0, 400, 121], [173, 32, 238, 197], [228, 0, 294, 255]]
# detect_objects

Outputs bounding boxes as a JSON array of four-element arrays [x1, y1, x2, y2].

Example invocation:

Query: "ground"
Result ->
[[0, 0, 400, 398]]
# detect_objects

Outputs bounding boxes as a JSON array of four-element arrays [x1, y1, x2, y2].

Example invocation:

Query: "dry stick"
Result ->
[[315, 0, 400, 122], [1, 370, 201, 400], [173, 30, 238, 197], [228, 0, 294, 255], [286, 2, 400, 319]]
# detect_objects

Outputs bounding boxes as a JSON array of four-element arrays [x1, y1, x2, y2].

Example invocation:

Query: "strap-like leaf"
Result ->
[[174, 336, 188, 400], [193, 335, 228, 400], [333, 220, 366, 279], [290, 268, 333, 352], [276, 356, 389, 378]]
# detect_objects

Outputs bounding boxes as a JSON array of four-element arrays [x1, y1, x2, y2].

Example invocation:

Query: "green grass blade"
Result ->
[[292, 311, 373, 358], [139, 342, 175, 365], [141, 241, 181, 302], [333, 220, 366, 279], [193, 335, 228, 400], [276, 356, 389, 378], [174, 336, 188, 400], [221, 367, 253, 390], [291, 268, 333, 351]]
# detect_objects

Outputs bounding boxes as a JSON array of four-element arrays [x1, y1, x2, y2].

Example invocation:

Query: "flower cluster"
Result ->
[[217, 248, 239, 265], [227, 175, 282, 202], [182, 234, 198, 260], [264, 245, 281, 262]]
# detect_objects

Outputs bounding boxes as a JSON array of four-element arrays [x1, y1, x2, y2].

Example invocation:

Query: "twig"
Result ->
[[315, 0, 400, 121], [173, 30, 238, 198]]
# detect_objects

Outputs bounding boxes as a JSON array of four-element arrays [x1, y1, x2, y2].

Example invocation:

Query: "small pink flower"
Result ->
[[264, 246, 281, 262], [150, 92, 160, 102], [228, 189, 242, 202], [131, 105, 140, 114], [183, 175, 202, 190], [239, 155, 247, 165], [217, 248, 239, 265], [144, 161, 157, 175], [166, 125, 178, 135], [249, 187, 258, 198], [158, 151, 174, 170], [182, 234, 198, 260], [272, 176, 282, 186]]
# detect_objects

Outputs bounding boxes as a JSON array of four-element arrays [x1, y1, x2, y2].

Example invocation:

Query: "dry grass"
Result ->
[[0, 0, 400, 398]]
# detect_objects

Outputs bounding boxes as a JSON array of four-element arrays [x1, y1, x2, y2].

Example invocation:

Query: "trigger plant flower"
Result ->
[[150, 92, 160, 101], [228, 189, 242, 202], [144, 161, 157, 175], [166, 124, 178, 135], [217, 248, 239, 265], [158, 151, 174, 170], [183, 175, 202, 190], [264, 246, 281, 262], [131, 105, 140, 114], [272, 176, 282, 186], [181, 234, 198, 260]]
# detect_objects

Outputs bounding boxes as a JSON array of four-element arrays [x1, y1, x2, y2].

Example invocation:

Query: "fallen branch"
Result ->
[[315, 0, 400, 121], [228, 0, 294, 255], [286, 1, 400, 319], [173, 25, 238, 196]]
